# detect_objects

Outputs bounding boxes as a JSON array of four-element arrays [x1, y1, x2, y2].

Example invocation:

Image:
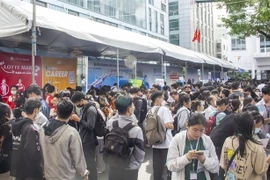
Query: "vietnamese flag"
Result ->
[[192, 29, 201, 43], [192, 29, 198, 42]]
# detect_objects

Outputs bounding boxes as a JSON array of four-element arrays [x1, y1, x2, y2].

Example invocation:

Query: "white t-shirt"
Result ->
[[151, 106, 174, 149]]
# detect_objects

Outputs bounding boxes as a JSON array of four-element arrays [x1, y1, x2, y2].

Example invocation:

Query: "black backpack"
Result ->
[[103, 121, 135, 168], [171, 109, 190, 136], [140, 98, 148, 123], [84, 103, 106, 137]]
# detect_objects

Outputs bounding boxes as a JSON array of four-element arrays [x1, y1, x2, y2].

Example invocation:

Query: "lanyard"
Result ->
[[187, 136, 200, 171]]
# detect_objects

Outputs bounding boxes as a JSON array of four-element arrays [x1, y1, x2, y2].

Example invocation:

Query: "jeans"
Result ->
[[83, 144, 97, 180], [153, 148, 168, 180]]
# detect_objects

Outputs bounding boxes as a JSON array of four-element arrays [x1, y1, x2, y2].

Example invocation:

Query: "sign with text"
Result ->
[[42, 57, 77, 90], [0, 52, 42, 99]]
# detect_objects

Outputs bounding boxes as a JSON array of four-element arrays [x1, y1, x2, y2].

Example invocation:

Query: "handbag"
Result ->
[[224, 147, 239, 178]]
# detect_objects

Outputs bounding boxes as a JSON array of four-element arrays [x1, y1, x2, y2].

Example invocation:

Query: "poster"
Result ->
[[0, 52, 42, 99], [129, 79, 142, 88], [155, 78, 165, 87], [88, 59, 133, 89], [42, 57, 77, 90]]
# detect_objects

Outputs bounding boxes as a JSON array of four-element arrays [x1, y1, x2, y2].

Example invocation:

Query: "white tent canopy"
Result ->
[[0, 0, 237, 69]]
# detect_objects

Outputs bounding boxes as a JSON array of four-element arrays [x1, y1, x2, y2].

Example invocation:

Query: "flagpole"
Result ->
[[32, 0, 37, 84]]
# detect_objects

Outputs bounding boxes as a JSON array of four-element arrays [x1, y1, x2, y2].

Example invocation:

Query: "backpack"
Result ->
[[103, 121, 135, 168], [143, 107, 166, 145], [171, 109, 190, 136], [140, 98, 148, 123], [205, 111, 221, 136], [84, 103, 106, 137]]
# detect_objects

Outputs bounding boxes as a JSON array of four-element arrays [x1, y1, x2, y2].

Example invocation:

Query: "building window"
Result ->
[[68, 10, 79, 16], [169, 2, 178, 16], [216, 42, 221, 52], [149, 8, 152, 31], [48, 4, 65, 12], [169, 19, 179, 31], [155, 11, 158, 33], [31, 0, 47, 7], [160, 14, 164, 35], [149, 0, 154, 5], [87, 0, 100, 13], [63, 0, 83, 7], [170, 34, 179, 45], [161, 3, 166, 12], [231, 38, 246, 50], [260, 36, 270, 53]]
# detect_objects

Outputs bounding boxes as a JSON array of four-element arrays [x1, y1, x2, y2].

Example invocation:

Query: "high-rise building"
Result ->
[[23, 0, 169, 42], [169, 0, 215, 56], [213, 4, 227, 61]]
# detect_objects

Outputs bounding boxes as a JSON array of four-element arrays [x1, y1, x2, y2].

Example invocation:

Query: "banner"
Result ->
[[42, 57, 77, 90], [129, 79, 142, 88], [0, 52, 42, 99]]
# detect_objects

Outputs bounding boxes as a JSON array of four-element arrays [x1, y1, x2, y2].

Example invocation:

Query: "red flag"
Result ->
[[192, 29, 198, 42], [197, 29, 201, 43]]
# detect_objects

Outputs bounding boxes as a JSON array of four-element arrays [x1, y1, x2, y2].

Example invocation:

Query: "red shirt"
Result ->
[[46, 94, 55, 109], [6, 95, 18, 110]]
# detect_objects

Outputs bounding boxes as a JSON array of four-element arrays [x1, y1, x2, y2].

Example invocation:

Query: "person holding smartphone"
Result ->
[[167, 113, 219, 180]]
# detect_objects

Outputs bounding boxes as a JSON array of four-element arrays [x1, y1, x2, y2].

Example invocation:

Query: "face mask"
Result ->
[[77, 104, 84, 108], [255, 92, 260, 97], [11, 90, 17, 95], [254, 128, 261, 134]]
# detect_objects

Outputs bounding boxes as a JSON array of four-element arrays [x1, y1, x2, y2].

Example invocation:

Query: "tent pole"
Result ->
[[116, 48, 120, 89], [185, 61, 188, 80], [135, 61, 137, 79], [202, 63, 204, 82], [161, 55, 164, 79], [213, 65, 216, 80], [32, 0, 37, 84]]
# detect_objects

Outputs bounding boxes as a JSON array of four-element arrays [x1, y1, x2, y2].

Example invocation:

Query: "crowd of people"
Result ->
[[1, 79, 270, 180]]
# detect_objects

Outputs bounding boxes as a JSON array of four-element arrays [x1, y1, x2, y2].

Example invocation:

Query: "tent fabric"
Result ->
[[0, 0, 236, 69]]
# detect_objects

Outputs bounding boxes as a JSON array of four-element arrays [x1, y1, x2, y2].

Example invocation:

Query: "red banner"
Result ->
[[0, 52, 42, 99]]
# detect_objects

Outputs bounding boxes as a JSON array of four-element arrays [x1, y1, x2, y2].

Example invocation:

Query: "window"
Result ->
[[149, 0, 154, 5], [231, 37, 246, 50], [161, 3, 166, 12], [149, 8, 152, 31], [155, 11, 158, 33], [63, 0, 83, 7], [48, 4, 65, 12], [160, 14, 164, 35], [169, 19, 179, 31], [105, 4, 116, 17], [169, 2, 178, 16], [260, 36, 270, 53], [87, 0, 100, 13], [68, 10, 79, 16], [216, 42, 221, 52], [170, 34, 179, 45]]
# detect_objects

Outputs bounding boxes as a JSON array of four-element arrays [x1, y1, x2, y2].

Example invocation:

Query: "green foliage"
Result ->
[[218, 0, 270, 39], [227, 71, 250, 80]]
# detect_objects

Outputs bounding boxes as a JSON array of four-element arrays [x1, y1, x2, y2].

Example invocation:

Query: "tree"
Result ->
[[218, 0, 270, 39], [227, 71, 250, 80]]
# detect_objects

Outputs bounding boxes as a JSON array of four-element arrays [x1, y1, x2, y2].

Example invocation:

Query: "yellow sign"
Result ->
[[42, 57, 77, 90]]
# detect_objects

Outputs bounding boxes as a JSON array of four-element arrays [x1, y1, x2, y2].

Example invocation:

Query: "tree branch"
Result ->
[[257, 29, 270, 39]]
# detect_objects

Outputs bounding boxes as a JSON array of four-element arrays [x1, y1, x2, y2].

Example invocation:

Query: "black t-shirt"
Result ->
[[210, 113, 236, 159]]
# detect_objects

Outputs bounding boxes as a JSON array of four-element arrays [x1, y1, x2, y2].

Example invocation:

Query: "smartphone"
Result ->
[[195, 151, 204, 155]]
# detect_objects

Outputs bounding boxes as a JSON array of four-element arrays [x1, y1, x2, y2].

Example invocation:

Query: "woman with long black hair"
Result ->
[[220, 112, 268, 180], [0, 103, 12, 179]]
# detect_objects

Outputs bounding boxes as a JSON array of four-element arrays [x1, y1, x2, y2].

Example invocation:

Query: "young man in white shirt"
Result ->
[[150, 91, 174, 180]]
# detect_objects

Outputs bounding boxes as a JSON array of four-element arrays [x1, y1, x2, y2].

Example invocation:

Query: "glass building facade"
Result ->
[[61, 0, 147, 28]]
